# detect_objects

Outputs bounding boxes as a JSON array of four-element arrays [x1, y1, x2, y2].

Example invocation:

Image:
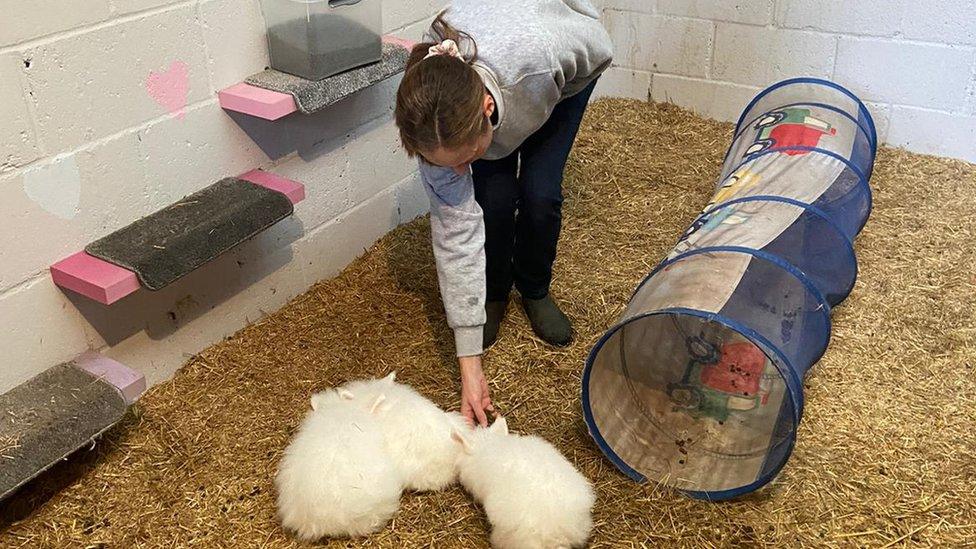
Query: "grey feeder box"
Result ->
[[260, 0, 382, 81]]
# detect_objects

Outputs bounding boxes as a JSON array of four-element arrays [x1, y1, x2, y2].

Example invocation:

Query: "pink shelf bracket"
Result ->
[[51, 251, 141, 305], [74, 351, 147, 405], [382, 35, 418, 50], [241, 169, 306, 204], [218, 82, 298, 121]]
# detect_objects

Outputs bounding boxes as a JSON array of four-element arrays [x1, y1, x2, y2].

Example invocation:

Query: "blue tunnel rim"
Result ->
[[630, 149, 871, 304], [724, 100, 878, 168], [719, 145, 874, 237], [617, 242, 837, 421], [652, 245, 835, 364], [627, 243, 835, 392], [703, 194, 857, 251], [624, 245, 836, 376], [631, 243, 836, 329], [690, 194, 861, 306], [733, 77, 878, 151], [581, 306, 804, 501]]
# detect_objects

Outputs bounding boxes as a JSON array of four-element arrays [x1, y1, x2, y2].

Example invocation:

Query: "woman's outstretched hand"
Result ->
[[459, 355, 494, 427]]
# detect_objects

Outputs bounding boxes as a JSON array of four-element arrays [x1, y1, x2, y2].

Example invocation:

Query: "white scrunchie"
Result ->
[[424, 39, 463, 61]]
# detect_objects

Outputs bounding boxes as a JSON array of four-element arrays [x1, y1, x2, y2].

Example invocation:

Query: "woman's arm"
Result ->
[[419, 160, 486, 355], [418, 161, 494, 425]]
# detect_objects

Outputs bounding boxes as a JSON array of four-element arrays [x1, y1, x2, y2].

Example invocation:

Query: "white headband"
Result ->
[[424, 39, 463, 61]]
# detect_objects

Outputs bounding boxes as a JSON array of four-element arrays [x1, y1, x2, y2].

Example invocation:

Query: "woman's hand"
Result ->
[[459, 355, 494, 427]]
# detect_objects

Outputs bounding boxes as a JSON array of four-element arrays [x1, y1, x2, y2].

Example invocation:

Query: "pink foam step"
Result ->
[[241, 170, 306, 204], [218, 82, 297, 121], [51, 251, 140, 305], [51, 174, 305, 304], [382, 35, 418, 50], [74, 351, 146, 405]]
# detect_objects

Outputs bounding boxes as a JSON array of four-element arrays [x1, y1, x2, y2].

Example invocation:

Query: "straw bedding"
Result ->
[[2, 99, 974, 547]]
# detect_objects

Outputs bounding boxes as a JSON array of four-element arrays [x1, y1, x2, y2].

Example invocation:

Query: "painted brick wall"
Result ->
[[595, 0, 976, 163], [0, 0, 444, 393]]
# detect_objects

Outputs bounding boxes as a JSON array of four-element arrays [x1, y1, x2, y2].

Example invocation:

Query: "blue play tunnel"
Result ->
[[582, 78, 875, 500]]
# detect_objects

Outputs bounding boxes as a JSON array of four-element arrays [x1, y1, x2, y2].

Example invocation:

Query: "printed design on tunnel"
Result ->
[[670, 169, 760, 257], [667, 335, 773, 422], [745, 107, 837, 156]]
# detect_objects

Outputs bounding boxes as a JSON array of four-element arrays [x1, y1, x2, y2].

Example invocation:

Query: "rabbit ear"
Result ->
[[489, 416, 508, 435], [451, 429, 473, 454], [338, 388, 355, 400], [310, 392, 324, 411], [369, 394, 388, 414], [384, 372, 396, 384]]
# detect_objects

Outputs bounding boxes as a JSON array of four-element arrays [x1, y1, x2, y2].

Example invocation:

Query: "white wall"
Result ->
[[595, 0, 976, 162], [0, 0, 444, 393]]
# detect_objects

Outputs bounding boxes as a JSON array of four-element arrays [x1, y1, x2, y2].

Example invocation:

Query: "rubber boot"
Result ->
[[522, 294, 573, 347]]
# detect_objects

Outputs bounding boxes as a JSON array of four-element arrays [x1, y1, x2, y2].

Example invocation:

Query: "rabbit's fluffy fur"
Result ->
[[454, 417, 596, 549], [275, 388, 402, 541], [275, 375, 589, 547], [336, 373, 470, 491]]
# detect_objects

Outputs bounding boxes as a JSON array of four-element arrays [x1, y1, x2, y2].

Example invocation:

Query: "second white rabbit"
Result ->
[[453, 417, 596, 549]]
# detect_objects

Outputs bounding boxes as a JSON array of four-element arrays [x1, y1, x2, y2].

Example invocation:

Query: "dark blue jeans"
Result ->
[[472, 79, 598, 302]]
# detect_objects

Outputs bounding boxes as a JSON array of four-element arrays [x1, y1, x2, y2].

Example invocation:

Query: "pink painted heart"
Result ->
[[146, 61, 189, 120]]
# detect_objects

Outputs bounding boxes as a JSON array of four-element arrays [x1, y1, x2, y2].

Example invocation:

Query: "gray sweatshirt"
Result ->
[[419, 0, 613, 357]]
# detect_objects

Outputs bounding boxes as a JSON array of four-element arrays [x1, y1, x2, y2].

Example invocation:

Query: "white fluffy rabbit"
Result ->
[[453, 417, 596, 549], [338, 372, 471, 492], [275, 388, 402, 541]]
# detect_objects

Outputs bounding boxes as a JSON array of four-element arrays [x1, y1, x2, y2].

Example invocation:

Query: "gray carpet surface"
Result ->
[[246, 42, 410, 114], [0, 363, 126, 500], [86, 178, 294, 291]]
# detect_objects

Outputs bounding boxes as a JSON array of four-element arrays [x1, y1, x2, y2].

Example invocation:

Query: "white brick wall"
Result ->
[[23, 6, 213, 152], [712, 23, 836, 85], [0, 54, 42, 170], [600, 0, 976, 163], [659, 0, 773, 26], [199, 0, 270, 91], [834, 38, 974, 111], [0, 0, 444, 393], [604, 10, 713, 77], [0, 1, 113, 47]]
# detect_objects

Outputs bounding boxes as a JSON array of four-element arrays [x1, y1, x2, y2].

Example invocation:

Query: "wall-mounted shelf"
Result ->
[[50, 170, 305, 305], [0, 352, 145, 500], [218, 35, 416, 121]]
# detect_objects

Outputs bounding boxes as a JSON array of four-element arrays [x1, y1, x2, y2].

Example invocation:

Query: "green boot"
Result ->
[[522, 294, 573, 347], [483, 299, 509, 350]]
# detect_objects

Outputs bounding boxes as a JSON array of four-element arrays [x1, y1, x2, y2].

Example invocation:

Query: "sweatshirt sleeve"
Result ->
[[550, 0, 615, 99], [418, 160, 486, 357]]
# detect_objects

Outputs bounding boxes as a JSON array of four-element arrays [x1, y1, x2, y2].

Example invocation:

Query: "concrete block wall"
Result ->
[[596, 0, 976, 163], [0, 0, 444, 393]]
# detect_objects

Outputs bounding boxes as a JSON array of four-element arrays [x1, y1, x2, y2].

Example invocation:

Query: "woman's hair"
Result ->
[[395, 13, 489, 158]]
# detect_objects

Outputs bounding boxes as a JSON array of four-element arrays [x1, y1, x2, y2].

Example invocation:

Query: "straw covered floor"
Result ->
[[3, 99, 975, 547]]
